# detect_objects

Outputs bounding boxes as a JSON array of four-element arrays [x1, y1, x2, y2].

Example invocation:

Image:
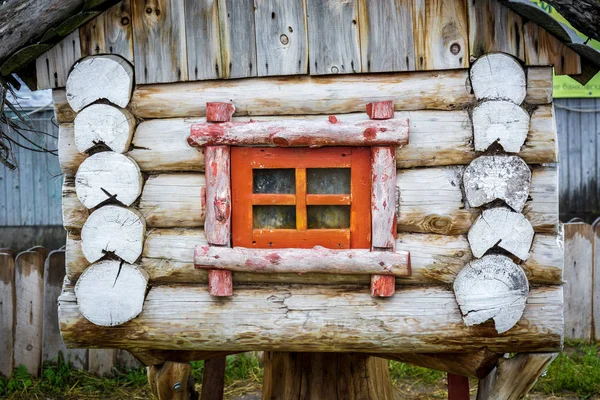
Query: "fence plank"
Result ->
[[116, 349, 142, 370], [14, 250, 45, 376], [0, 252, 15, 377], [184, 0, 222, 80], [594, 220, 600, 342], [89, 349, 117, 377], [564, 222, 594, 341]]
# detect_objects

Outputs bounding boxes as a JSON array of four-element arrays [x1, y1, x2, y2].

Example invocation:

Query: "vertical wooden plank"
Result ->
[[468, 0, 525, 61], [306, 0, 361, 75], [184, 0, 222, 80], [254, 0, 308, 76], [218, 0, 257, 79], [580, 98, 597, 216], [132, 0, 187, 84], [80, 13, 107, 56], [448, 373, 470, 400], [564, 222, 594, 341], [205, 146, 231, 245], [523, 22, 581, 75], [0, 252, 15, 377], [116, 349, 142, 370], [0, 146, 7, 225], [36, 31, 82, 89], [358, 0, 414, 72], [567, 99, 582, 212], [412, 0, 468, 70], [18, 130, 34, 226], [14, 250, 45, 376], [371, 147, 396, 249], [89, 349, 117, 377], [555, 100, 569, 217], [200, 356, 226, 400], [594, 220, 600, 342]]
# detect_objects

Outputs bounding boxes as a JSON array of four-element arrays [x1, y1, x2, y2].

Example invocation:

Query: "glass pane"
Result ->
[[253, 169, 295, 194], [253, 205, 296, 229], [307, 168, 351, 194], [307, 206, 350, 229]]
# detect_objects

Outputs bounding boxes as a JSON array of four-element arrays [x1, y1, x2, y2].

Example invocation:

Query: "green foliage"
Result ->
[[388, 360, 445, 386]]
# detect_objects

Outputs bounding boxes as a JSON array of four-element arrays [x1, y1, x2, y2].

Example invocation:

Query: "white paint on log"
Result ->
[[204, 146, 231, 246], [66, 55, 134, 112], [75, 260, 149, 327], [472, 101, 530, 153], [188, 118, 409, 147], [488, 353, 558, 400], [194, 245, 410, 276], [454, 254, 529, 334], [74, 104, 136, 153], [463, 156, 532, 212], [81, 205, 145, 264], [59, 284, 563, 353], [371, 147, 397, 249], [468, 208, 534, 260], [470, 53, 526, 104], [75, 152, 143, 208]]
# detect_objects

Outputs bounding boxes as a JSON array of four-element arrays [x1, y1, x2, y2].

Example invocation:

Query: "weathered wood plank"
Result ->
[[594, 222, 600, 342], [371, 146, 397, 249], [184, 0, 222, 80], [254, 0, 308, 76], [52, 89, 76, 123], [525, 67, 553, 104], [413, 0, 468, 70], [65, 229, 563, 285], [523, 22, 581, 75], [131, 0, 187, 84], [488, 353, 558, 400], [59, 284, 564, 353], [89, 349, 116, 377], [0, 252, 15, 377], [14, 250, 45, 376], [36, 31, 82, 90], [57, 105, 558, 173], [563, 222, 594, 341], [306, 0, 361, 75], [204, 146, 231, 246], [467, 0, 525, 60], [128, 69, 551, 119], [358, 0, 415, 72], [218, 0, 257, 79]]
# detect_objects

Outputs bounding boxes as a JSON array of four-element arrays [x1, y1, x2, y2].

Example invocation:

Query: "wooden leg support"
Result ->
[[200, 356, 226, 400], [447, 373, 470, 400], [148, 361, 198, 400], [262, 352, 393, 400]]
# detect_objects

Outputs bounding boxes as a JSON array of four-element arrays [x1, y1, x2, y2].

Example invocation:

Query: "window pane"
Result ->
[[307, 168, 351, 194], [307, 206, 350, 229], [253, 169, 295, 194], [253, 205, 296, 229]]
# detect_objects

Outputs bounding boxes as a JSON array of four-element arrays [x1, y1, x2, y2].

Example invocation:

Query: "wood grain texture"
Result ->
[[206, 102, 235, 122], [472, 101, 530, 153], [53, 90, 76, 123], [200, 356, 225, 400], [148, 361, 195, 400], [526, 67, 553, 104], [88, 349, 116, 377], [36, 31, 82, 90], [74, 104, 135, 153], [207, 269, 232, 297], [468, 0, 525, 60], [358, 0, 415, 72], [132, 0, 187, 83], [14, 250, 45, 376], [305, 0, 361, 75], [62, 175, 89, 230], [65, 230, 563, 285], [128, 69, 555, 119], [57, 105, 558, 174], [218, 0, 257, 79], [523, 21, 581, 75], [204, 146, 231, 246], [370, 275, 395, 297], [564, 222, 594, 341], [0, 252, 15, 377], [470, 53, 526, 104], [371, 147, 397, 249], [488, 353, 558, 400], [185, 0, 222, 80], [413, 0, 468, 70], [254, 0, 308, 76], [59, 284, 564, 353]]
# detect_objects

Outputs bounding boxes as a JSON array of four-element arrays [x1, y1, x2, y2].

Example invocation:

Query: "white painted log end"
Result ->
[[81, 205, 145, 264], [472, 101, 530, 153], [470, 53, 526, 104], [468, 207, 534, 260], [66, 55, 134, 112], [75, 260, 149, 326], [75, 152, 143, 208], [463, 156, 532, 212], [454, 254, 529, 334], [74, 104, 136, 153]]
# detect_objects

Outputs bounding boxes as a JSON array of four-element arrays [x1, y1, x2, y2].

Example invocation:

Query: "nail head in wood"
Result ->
[[208, 269, 233, 297], [366, 100, 394, 120], [206, 102, 235, 123]]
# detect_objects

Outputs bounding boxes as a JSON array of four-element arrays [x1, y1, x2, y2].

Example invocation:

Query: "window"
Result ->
[[231, 147, 371, 249]]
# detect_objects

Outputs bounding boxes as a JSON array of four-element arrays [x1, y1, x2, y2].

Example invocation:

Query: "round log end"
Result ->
[[470, 53, 526, 104], [74, 104, 136, 153], [472, 100, 530, 153]]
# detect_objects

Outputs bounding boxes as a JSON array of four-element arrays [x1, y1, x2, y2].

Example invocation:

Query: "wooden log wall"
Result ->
[[35, 0, 581, 89]]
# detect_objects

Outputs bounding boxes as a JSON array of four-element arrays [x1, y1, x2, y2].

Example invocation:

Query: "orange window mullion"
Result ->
[[296, 168, 307, 231]]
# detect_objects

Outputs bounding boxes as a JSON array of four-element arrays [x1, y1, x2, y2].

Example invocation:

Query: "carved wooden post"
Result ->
[[204, 102, 234, 297]]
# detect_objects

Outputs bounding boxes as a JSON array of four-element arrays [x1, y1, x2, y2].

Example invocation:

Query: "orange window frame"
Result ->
[[231, 147, 371, 249]]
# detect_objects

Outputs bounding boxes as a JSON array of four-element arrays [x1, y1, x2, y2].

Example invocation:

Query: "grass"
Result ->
[[0, 343, 598, 399]]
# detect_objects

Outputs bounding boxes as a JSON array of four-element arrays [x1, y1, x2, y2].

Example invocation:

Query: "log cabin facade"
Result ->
[[8, 0, 600, 398]]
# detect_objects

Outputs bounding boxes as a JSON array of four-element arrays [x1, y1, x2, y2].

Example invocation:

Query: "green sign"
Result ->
[[528, 1, 600, 97]]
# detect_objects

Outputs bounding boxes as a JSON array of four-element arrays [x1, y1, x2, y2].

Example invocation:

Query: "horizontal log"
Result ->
[[65, 229, 563, 285], [56, 106, 558, 173], [58, 284, 563, 353], [194, 246, 411, 276], [188, 119, 410, 147], [128, 69, 551, 119]]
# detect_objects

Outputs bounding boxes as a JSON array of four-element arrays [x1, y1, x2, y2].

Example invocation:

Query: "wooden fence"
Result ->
[[564, 220, 600, 342], [0, 247, 140, 378]]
